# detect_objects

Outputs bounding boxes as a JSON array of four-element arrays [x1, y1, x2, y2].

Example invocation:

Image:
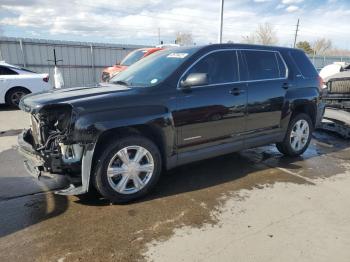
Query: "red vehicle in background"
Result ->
[[101, 47, 163, 82]]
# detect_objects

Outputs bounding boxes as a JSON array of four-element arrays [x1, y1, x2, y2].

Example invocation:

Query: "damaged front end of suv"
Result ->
[[323, 71, 350, 111], [17, 91, 101, 195]]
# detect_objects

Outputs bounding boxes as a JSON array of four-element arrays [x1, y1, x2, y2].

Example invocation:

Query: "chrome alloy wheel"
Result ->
[[290, 119, 310, 152], [107, 146, 155, 194]]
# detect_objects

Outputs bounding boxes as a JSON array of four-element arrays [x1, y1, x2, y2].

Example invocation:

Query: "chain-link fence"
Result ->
[[308, 55, 350, 71]]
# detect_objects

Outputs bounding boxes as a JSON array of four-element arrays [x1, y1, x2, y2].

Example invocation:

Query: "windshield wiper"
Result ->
[[113, 80, 130, 86]]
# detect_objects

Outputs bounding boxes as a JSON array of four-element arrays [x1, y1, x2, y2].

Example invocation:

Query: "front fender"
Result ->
[[72, 105, 172, 140]]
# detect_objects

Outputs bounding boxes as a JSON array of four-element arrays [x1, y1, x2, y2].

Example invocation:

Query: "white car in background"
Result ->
[[0, 61, 51, 107]]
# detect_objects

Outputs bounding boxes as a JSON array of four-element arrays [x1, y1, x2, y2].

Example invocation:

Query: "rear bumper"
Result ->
[[323, 92, 350, 107]]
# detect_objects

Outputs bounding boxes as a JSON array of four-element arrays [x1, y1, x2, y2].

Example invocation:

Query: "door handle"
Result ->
[[230, 87, 245, 96], [282, 83, 290, 89]]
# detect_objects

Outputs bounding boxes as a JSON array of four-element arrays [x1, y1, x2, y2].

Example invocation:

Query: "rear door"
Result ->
[[242, 50, 288, 136], [174, 50, 247, 153]]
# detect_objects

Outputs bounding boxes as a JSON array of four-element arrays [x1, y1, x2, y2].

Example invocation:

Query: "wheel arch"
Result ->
[[92, 123, 170, 172], [5, 86, 31, 104], [290, 101, 317, 128]]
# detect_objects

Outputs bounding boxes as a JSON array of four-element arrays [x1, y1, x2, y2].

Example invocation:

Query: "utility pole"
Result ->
[[158, 28, 161, 45], [218, 0, 224, 43], [293, 18, 300, 48]]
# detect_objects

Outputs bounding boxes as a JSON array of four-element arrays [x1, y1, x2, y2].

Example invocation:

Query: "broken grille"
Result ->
[[328, 79, 350, 94]]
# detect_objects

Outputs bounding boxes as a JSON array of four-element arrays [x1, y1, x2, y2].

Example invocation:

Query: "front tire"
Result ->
[[93, 136, 162, 203], [276, 113, 313, 157]]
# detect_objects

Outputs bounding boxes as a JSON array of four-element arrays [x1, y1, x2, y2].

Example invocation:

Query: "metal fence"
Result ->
[[1, 36, 350, 87], [0, 37, 147, 87], [309, 55, 350, 71]]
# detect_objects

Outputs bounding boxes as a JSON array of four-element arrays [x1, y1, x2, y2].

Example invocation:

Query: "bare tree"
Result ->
[[312, 38, 332, 55], [241, 23, 278, 45], [256, 23, 278, 45], [241, 34, 256, 44], [175, 32, 193, 46], [327, 48, 350, 56]]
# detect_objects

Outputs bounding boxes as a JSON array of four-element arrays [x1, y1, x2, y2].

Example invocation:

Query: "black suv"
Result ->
[[18, 44, 324, 203]]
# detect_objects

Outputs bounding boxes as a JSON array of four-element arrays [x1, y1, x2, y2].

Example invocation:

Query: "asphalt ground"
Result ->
[[0, 105, 349, 262]]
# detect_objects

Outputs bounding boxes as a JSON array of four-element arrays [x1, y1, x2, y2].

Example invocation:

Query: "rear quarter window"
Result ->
[[289, 50, 318, 78]]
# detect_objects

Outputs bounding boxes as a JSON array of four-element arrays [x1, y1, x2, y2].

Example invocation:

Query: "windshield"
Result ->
[[120, 49, 147, 66], [111, 48, 197, 87]]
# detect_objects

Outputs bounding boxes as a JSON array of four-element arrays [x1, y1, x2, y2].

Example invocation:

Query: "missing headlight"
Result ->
[[33, 104, 73, 149]]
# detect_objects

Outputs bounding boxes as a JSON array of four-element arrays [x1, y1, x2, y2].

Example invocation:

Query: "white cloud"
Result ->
[[254, 0, 272, 2], [286, 5, 300, 12], [0, 0, 350, 49], [282, 0, 303, 4]]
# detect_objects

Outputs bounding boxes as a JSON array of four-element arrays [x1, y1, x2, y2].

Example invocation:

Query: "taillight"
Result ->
[[43, 76, 49, 82]]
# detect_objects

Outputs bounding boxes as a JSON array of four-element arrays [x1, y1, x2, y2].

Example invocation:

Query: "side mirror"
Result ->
[[180, 73, 208, 88]]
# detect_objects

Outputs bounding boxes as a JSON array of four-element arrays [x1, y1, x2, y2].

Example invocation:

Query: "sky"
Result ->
[[0, 0, 349, 49]]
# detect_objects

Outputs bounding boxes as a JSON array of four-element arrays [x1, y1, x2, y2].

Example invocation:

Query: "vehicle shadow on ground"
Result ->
[[0, 193, 69, 238], [77, 130, 350, 207], [0, 148, 70, 238], [0, 104, 19, 111]]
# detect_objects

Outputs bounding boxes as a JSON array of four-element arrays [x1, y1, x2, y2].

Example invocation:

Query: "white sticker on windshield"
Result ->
[[167, 53, 188, 59], [150, 78, 158, 84]]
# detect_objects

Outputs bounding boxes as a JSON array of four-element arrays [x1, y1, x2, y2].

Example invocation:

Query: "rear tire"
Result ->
[[276, 113, 313, 157], [5, 87, 30, 108], [93, 135, 162, 203]]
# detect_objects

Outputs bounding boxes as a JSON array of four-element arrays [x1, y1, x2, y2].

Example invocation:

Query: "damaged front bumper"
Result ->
[[16, 129, 95, 195], [17, 129, 46, 178]]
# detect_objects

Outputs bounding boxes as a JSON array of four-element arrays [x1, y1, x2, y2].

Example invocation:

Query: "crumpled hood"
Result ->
[[19, 84, 131, 113]]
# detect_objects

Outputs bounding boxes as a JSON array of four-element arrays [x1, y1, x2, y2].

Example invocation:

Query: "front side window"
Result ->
[[244, 51, 283, 80], [185, 50, 239, 85]]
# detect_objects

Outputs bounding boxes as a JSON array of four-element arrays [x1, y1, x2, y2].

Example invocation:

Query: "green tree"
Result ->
[[296, 41, 314, 54]]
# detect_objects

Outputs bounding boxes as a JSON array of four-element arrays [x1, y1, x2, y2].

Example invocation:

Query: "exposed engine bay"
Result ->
[[26, 104, 84, 175]]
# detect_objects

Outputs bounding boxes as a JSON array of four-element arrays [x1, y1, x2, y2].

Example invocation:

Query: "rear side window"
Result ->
[[186, 50, 238, 84], [0, 66, 18, 75], [289, 50, 317, 78], [244, 51, 284, 80]]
